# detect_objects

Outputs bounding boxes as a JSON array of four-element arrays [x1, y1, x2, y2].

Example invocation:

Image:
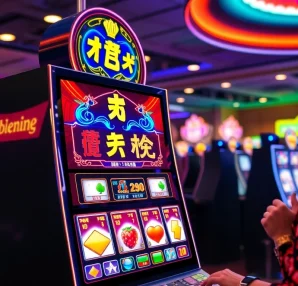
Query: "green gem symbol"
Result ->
[[158, 181, 165, 191], [96, 182, 105, 194]]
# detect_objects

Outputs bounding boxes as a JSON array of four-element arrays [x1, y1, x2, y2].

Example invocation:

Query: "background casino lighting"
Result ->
[[185, 0, 298, 54]]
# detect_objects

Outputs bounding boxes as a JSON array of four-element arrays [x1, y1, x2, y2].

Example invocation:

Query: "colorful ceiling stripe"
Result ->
[[243, 0, 298, 15], [185, 0, 298, 55]]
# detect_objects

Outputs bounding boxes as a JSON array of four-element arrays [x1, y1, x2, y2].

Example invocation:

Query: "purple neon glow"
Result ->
[[150, 62, 212, 79], [170, 112, 191, 119]]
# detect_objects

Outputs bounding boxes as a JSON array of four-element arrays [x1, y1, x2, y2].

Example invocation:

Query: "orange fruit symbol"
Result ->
[[146, 225, 164, 243]]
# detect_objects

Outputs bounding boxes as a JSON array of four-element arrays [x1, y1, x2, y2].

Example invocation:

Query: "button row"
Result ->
[[84, 246, 189, 281], [163, 273, 207, 286]]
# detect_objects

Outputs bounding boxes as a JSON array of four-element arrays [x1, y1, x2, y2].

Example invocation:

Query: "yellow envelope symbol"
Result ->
[[171, 219, 181, 240]]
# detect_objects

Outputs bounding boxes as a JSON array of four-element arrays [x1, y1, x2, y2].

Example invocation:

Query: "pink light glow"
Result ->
[[180, 115, 210, 144], [218, 115, 243, 142]]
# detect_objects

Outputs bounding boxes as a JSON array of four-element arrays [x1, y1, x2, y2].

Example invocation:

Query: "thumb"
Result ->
[[291, 193, 298, 210]]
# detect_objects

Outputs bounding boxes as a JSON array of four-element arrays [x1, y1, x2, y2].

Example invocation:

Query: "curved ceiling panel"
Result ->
[[185, 0, 298, 55]]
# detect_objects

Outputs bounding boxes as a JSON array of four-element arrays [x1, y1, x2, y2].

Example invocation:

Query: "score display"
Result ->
[[53, 73, 197, 285]]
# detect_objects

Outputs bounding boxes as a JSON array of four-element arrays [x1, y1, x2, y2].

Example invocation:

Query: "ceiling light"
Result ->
[[44, 15, 62, 24], [176, 97, 185, 103], [259, 97, 267, 103], [0, 33, 16, 41], [221, 82, 231, 88], [187, 64, 200, 71], [275, 74, 287, 81], [233, 102, 240, 108], [145, 55, 151, 62], [184, 88, 194, 94]]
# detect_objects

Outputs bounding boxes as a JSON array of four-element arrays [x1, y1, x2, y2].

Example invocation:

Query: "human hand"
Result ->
[[291, 193, 298, 214], [261, 194, 298, 241], [201, 269, 244, 286]]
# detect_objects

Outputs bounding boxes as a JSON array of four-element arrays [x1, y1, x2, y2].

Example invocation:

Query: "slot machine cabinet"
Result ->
[[189, 140, 241, 265], [243, 133, 280, 278], [0, 7, 210, 286], [0, 66, 203, 285], [0, 67, 73, 285]]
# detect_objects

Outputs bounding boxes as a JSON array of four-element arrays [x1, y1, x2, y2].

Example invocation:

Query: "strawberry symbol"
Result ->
[[121, 226, 138, 249]]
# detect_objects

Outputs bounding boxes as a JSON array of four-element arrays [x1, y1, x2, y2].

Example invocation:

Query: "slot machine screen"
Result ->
[[293, 169, 298, 188], [276, 151, 289, 166], [279, 169, 296, 194], [55, 76, 198, 285], [290, 152, 298, 166], [239, 155, 251, 172]]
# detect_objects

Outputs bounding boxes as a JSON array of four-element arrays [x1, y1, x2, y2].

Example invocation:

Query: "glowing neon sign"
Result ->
[[218, 115, 243, 142], [39, 8, 146, 84], [218, 116, 243, 153], [70, 9, 146, 83], [180, 115, 210, 144], [61, 80, 167, 169]]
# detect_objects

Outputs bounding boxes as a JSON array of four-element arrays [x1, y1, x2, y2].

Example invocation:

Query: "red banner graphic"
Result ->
[[0, 101, 48, 143]]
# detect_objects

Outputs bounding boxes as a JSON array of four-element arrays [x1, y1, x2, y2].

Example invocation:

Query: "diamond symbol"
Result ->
[[83, 230, 111, 256], [84, 263, 102, 280], [89, 266, 99, 278]]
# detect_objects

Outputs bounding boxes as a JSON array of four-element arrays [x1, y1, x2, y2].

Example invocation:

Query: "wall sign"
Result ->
[[0, 102, 48, 143]]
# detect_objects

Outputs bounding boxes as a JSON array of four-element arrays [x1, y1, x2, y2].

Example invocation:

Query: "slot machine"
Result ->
[[0, 7, 210, 286]]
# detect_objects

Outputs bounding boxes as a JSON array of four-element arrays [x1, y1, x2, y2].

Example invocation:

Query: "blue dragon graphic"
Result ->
[[123, 104, 155, 132], [74, 96, 115, 130]]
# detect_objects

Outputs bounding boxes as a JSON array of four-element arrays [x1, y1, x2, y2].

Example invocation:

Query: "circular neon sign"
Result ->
[[69, 8, 146, 83], [39, 8, 146, 84]]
